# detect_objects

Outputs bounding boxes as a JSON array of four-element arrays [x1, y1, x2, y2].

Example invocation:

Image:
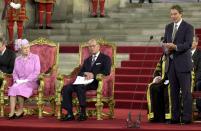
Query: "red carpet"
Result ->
[[1, 109, 201, 131], [115, 47, 161, 109]]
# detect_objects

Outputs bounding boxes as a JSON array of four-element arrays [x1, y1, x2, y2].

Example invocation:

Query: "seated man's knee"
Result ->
[[62, 84, 74, 95]]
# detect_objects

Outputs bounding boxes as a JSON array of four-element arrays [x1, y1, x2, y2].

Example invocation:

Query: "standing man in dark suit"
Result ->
[[0, 37, 16, 74], [191, 36, 201, 119], [0, 37, 16, 85], [61, 39, 112, 121], [163, 5, 194, 124]]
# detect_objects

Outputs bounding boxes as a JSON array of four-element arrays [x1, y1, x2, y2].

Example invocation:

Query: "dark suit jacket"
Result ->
[[78, 52, 112, 87], [163, 20, 194, 72], [0, 48, 16, 74], [193, 49, 201, 82]]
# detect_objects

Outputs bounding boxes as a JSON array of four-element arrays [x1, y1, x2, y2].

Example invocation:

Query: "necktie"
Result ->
[[172, 24, 178, 42], [91, 55, 96, 66]]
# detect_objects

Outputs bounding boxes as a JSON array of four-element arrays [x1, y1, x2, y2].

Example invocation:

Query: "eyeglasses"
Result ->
[[88, 44, 98, 48]]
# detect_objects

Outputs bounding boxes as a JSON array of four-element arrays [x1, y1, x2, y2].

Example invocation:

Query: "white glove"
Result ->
[[16, 79, 28, 84], [10, 2, 21, 9], [152, 76, 162, 84], [164, 80, 169, 85], [10, 2, 15, 8]]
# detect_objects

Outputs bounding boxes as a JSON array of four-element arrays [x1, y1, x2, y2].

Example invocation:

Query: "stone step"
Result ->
[[27, 28, 164, 36], [108, 12, 201, 19], [124, 3, 201, 9]]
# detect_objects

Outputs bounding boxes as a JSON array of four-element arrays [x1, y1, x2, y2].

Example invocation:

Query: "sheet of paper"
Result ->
[[73, 76, 94, 85]]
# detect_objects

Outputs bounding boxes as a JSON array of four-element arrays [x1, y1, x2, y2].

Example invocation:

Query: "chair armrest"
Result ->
[[69, 65, 82, 77], [96, 67, 115, 97], [0, 73, 13, 92]]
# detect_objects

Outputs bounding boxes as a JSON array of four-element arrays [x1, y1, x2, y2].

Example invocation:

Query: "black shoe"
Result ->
[[77, 113, 87, 121], [100, 14, 105, 17], [60, 114, 74, 121], [167, 120, 180, 124], [8, 113, 16, 120], [45, 26, 53, 29], [15, 112, 24, 119], [181, 120, 192, 125], [91, 14, 98, 18]]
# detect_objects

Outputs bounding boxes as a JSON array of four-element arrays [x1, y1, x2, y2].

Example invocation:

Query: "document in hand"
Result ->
[[73, 76, 94, 85]]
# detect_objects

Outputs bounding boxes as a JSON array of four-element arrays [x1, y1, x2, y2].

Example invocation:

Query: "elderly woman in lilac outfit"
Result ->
[[8, 39, 41, 119]]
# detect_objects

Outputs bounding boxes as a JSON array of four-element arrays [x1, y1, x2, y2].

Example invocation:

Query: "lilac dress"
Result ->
[[8, 53, 41, 98]]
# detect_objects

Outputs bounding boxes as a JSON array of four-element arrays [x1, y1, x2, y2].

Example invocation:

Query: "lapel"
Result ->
[[173, 20, 185, 42], [170, 23, 174, 41]]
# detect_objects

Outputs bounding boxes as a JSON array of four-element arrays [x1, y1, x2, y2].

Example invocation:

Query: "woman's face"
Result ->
[[21, 44, 30, 56]]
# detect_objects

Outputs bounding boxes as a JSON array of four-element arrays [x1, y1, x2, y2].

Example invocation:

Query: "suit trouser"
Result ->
[[61, 83, 97, 115], [196, 81, 201, 112], [168, 60, 192, 121]]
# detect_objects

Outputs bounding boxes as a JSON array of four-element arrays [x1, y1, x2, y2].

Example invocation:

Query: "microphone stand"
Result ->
[[126, 35, 154, 128]]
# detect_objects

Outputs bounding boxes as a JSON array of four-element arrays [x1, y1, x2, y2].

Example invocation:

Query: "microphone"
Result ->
[[160, 36, 169, 55], [160, 37, 164, 42], [150, 35, 154, 41]]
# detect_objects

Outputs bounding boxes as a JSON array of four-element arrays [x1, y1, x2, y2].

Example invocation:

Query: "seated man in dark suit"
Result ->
[[147, 54, 171, 123], [191, 36, 201, 119], [61, 39, 112, 121], [0, 37, 16, 85]]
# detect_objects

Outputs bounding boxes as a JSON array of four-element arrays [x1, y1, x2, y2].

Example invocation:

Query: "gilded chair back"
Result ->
[[30, 37, 59, 96]]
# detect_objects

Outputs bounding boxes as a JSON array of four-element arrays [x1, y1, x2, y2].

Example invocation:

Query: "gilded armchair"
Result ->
[[0, 37, 59, 118], [56, 39, 116, 120]]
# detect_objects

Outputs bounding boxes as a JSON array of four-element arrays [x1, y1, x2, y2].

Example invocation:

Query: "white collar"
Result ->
[[93, 51, 100, 58], [191, 48, 196, 56], [174, 18, 182, 29], [1, 47, 6, 55]]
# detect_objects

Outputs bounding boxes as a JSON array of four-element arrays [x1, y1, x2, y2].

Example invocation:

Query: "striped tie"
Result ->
[[91, 55, 96, 67], [172, 24, 178, 42]]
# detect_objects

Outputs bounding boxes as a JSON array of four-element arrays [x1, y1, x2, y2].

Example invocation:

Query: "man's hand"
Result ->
[[153, 76, 162, 84], [83, 72, 94, 80], [164, 43, 176, 51]]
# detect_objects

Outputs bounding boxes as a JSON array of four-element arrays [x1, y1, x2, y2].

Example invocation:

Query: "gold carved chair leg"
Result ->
[[108, 99, 115, 119], [95, 100, 104, 120], [0, 79, 7, 117], [55, 78, 63, 119], [50, 97, 56, 116], [37, 80, 44, 118]]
